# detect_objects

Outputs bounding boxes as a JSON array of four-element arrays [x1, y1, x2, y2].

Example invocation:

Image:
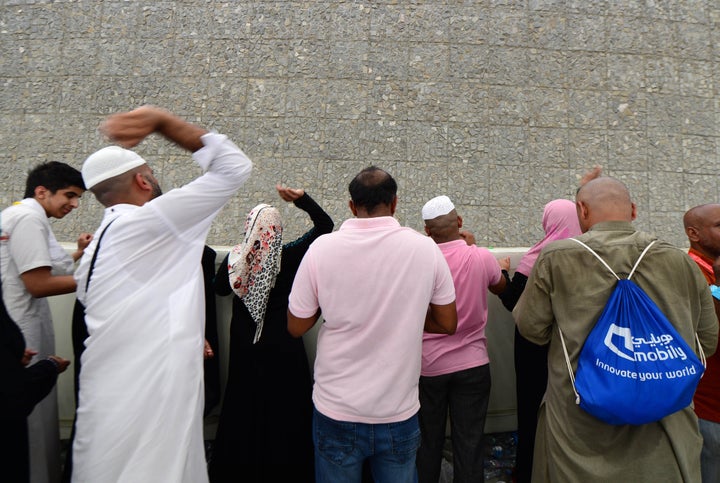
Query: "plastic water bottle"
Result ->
[[492, 445, 503, 459]]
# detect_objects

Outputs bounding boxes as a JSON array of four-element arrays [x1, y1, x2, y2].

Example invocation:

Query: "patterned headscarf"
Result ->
[[228, 204, 283, 343], [515, 199, 582, 277]]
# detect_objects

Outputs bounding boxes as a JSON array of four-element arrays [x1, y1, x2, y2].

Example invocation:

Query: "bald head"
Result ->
[[684, 204, 720, 258], [348, 166, 398, 217], [575, 177, 636, 232], [424, 210, 462, 243], [684, 204, 720, 230]]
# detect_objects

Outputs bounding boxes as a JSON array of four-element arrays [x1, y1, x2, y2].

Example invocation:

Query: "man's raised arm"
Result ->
[[100, 105, 208, 152]]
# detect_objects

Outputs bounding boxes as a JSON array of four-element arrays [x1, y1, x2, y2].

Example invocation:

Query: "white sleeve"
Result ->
[[145, 132, 253, 238], [10, 214, 52, 274]]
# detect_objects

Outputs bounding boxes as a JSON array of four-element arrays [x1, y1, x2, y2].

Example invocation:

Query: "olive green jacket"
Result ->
[[514, 221, 717, 483]]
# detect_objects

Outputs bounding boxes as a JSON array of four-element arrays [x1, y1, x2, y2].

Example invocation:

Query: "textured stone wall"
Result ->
[[2, 1, 719, 248]]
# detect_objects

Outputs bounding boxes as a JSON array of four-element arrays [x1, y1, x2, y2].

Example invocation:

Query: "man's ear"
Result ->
[[630, 202, 637, 221], [34, 185, 49, 200], [424, 225, 431, 236], [457, 215, 463, 229], [348, 200, 358, 216], [576, 200, 588, 222], [134, 173, 152, 193], [686, 226, 700, 243], [390, 195, 398, 215]]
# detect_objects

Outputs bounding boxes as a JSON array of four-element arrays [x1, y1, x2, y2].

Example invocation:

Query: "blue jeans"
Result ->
[[313, 408, 420, 483], [699, 418, 720, 483]]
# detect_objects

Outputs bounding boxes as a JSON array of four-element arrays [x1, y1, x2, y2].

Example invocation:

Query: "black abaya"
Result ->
[[498, 271, 548, 483], [209, 193, 333, 483], [0, 283, 58, 483]]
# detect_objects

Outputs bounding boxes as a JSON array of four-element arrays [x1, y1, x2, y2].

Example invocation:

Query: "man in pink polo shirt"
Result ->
[[288, 166, 457, 483], [417, 195, 506, 483]]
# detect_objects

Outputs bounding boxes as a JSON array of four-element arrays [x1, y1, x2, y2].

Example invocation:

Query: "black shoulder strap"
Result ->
[[85, 219, 116, 293]]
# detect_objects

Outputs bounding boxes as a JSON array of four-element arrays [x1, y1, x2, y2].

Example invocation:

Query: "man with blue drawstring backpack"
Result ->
[[514, 176, 718, 483]]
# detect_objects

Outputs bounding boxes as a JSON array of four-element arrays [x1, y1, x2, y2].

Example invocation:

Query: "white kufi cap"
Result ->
[[422, 195, 456, 220], [82, 146, 147, 189]]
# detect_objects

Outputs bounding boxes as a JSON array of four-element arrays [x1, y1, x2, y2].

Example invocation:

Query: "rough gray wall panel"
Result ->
[[2, 0, 719, 249]]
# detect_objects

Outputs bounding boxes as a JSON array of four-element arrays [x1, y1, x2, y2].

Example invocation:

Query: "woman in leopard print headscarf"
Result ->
[[228, 203, 283, 344], [210, 185, 334, 483]]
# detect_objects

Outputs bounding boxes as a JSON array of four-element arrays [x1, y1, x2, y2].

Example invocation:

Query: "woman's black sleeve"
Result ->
[[293, 193, 334, 238], [498, 271, 528, 312], [282, 193, 334, 265], [0, 321, 58, 418], [214, 253, 232, 296]]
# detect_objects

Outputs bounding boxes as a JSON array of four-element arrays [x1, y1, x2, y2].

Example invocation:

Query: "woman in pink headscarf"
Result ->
[[498, 198, 582, 483]]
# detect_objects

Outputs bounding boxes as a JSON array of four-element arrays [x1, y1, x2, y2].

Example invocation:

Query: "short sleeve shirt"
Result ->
[[289, 216, 455, 424], [421, 240, 502, 376]]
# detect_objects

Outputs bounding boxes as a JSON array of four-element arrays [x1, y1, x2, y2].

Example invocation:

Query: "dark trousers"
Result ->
[[417, 364, 491, 483], [514, 328, 548, 483], [1, 417, 30, 483]]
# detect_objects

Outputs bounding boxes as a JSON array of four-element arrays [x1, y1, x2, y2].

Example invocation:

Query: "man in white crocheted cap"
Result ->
[[417, 195, 506, 483], [81, 145, 162, 202], [72, 106, 253, 483]]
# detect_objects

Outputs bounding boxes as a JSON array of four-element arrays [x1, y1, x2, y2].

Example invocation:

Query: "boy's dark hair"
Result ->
[[348, 166, 397, 215], [24, 161, 85, 198]]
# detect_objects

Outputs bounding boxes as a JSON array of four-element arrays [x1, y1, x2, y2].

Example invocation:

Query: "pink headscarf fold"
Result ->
[[515, 199, 582, 277]]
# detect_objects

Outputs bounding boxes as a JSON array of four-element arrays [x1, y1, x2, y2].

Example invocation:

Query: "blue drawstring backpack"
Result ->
[[559, 239, 706, 425]]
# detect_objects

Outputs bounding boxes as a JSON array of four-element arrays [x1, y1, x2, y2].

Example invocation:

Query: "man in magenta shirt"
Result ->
[[288, 166, 457, 483], [417, 195, 506, 483]]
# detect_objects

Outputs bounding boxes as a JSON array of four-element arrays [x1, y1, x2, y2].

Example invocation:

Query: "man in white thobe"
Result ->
[[71, 106, 253, 483]]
